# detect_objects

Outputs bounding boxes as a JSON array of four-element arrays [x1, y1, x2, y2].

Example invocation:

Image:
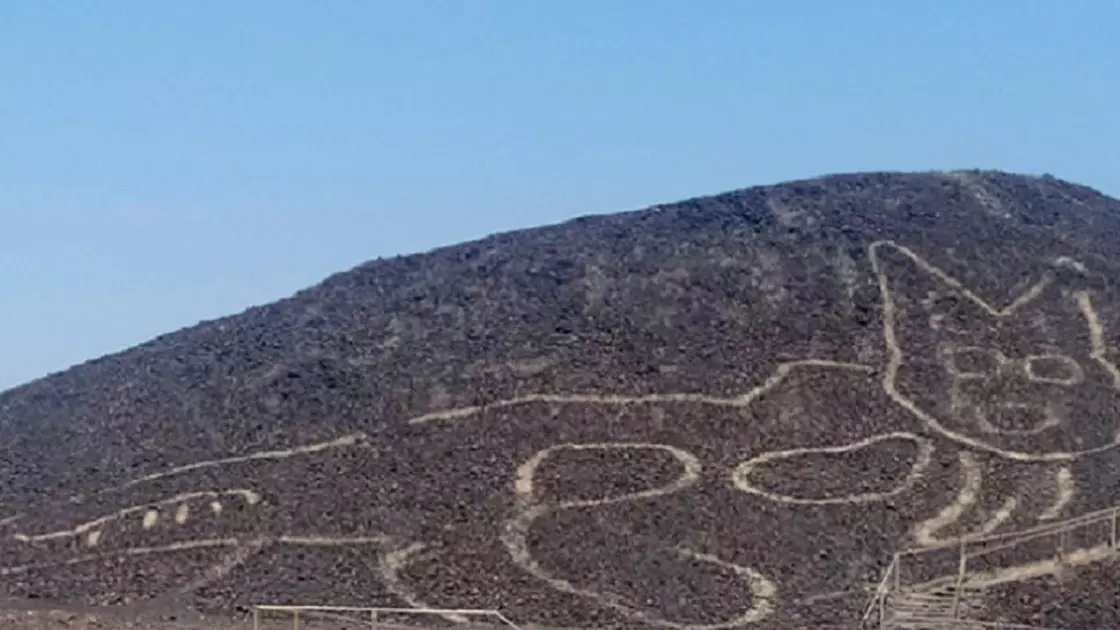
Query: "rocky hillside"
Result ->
[[3, 170, 1120, 629]]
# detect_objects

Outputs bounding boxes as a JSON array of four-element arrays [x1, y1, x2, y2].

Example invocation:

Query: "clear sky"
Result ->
[[2, 1, 1118, 390]]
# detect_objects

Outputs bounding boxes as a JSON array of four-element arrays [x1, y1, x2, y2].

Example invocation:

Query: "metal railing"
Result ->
[[872, 619, 1054, 630], [252, 605, 523, 630], [861, 552, 900, 628], [861, 504, 1120, 629]]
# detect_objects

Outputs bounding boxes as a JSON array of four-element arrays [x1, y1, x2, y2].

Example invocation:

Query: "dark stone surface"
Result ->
[[4, 170, 1120, 628], [980, 558, 1120, 628]]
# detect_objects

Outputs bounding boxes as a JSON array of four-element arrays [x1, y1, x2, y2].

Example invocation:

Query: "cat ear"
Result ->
[[1051, 256, 1109, 296], [1066, 283, 1120, 389], [872, 241, 1064, 317], [871, 240, 1110, 359], [869, 241, 1008, 350]]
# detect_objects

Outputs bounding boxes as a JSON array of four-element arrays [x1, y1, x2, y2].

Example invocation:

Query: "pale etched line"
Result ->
[[730, 432, 934, 505], [0, 538, 243, 576], [870, 240, 1120, 462], [912, 453, 1015, 548], [409, 360, 873, 427], [957, 543, 1115, 590], [1076, 291, 1120, 391], [502, 503, 777, 629], [670, 547, 777, 623], [1055, 256, 1088, 274], [505, 442, 776, 628], [1023, 353, 1085, 385], [174, 503, 190, 525], [986, 404, 1060, 436], [11, 490, 261, 543], [948, 171, 1011, 220], [379, 542, 470, 624], [1039, 466, 1075, 521], [4, 533, 394, 587], [873, 240, 1053, 317], [515, 442, 703, 506], [979, 497, 1018, 537], [100, 433, 368, 495], [946, 354, 1064, 437], [278, 535, 392, 546], [171, 538, 271, 599], [913, 452, 983, 547], [909, 538, 1119, 594], [942, 346, 1010, 379], [142, 508, 159, 530]]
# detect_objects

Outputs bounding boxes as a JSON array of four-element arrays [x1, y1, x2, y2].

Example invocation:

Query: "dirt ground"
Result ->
[[0, 603, 513, 630], [0, 603, 254, 630]]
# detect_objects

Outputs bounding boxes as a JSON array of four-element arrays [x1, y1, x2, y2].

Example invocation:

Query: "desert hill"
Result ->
[[4, 170, 1120, 629]]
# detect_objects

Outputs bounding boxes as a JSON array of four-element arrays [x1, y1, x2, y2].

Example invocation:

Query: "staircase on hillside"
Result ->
[[882, 583, 985, 629], [862, 503, 1120, 629]]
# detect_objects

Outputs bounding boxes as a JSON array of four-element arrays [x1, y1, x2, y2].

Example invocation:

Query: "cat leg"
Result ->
[[1037, 465, 1075, 522], [502, 441, 780, 629], [912, 451, 1017, 547]]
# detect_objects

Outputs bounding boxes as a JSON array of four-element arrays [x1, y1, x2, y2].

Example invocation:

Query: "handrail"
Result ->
[[256, 605, 502, 614], [252, 605, 523, 630], [898, 504, 1120, 557], [888, 616, 1053, 629], [949, 537, 967, 619], [862, 503, 1120, 629], [860, 553, 899, 625]]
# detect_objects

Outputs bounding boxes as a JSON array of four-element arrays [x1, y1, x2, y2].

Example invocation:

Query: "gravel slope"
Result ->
[[3, 170, 1120, 628]]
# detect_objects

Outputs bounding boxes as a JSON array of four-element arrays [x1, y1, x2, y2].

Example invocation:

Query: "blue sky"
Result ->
[[2, 1, 1118, 390]]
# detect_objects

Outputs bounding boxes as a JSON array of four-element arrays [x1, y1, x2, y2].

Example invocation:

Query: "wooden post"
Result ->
[[1112, 507, 1118, 549], [1058, 530, 1067, 589], [253, 608, 260, 630], [371, 609, 379, 629], [292, 610, 300, 630], [878, 590, 885, 628], [951, 538, 967, 619], [893, 553, 900, 592]]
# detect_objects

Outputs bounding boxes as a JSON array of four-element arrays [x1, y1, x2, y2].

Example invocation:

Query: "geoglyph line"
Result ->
[[7, 238, 1111, 628], [98, 433, 369, 496], [912, 453, 1016, 548], [502, 502, 777, 629], [0, 296, 877, 622], [872, 241, 1055, 318], [1038, 466, 1074, 521], [0, 533, 394, 577], [278, 535, 392, 546], [1076, 290, 1120, 390], [504, 442, 777, 629], [910, 541, 1119, 594], [0, 538, 244, 576], [731, 432, 934, 505], [172, 538, 271, 598], [964, 542, 1118, 589], [870, 239, 1120, 462], [11, 490, 261, 543], [379, 542, 471, 624], [514, 442, 703, 507], [409, 360, 873, 426]]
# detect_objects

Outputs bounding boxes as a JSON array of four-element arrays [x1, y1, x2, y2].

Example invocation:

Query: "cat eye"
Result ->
[[1025, 354, 1084, 386], [941, 346, 1005, 378]]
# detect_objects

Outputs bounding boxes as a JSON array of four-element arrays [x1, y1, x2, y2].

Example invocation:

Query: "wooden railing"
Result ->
[[252, 605, 523, 630], [861, 552, 900, 628], [861, 504, 1120, 629]]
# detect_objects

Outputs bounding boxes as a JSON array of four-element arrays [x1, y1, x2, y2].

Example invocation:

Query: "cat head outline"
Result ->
[[869, 240, 1120, 462]]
